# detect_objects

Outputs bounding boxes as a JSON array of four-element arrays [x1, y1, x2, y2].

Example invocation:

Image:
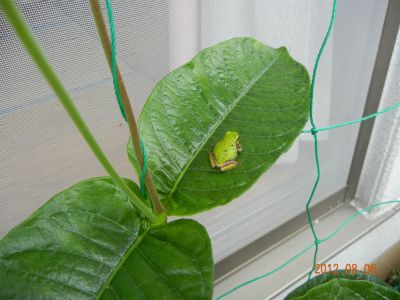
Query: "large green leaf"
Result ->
[[129, 37, 310, 215], [0, 177, 213, 299], [286, 271, 400, 299]]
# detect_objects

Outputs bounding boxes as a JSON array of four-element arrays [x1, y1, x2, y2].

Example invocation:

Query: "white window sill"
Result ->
[[214, 202, 400, 300]]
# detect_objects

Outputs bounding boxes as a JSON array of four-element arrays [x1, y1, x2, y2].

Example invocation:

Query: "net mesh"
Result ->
[[102, 2, 400, 296], [1, 3, 398, 298], [2, 2, 387, 262], [0, 0, 174, 235]]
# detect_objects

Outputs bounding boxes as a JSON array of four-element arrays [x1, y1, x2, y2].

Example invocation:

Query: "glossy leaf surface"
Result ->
[[0, 177, 213, 299], [129, 37, 310, 215], [286, 271, 400, 299]]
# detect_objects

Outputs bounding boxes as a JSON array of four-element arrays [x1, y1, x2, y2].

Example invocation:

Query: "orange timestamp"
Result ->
[[314, 263, 377, 275]]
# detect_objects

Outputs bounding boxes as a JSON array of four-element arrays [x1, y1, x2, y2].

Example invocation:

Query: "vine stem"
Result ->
[[89, 0, 165, 216], [0, 0, 159, 224]]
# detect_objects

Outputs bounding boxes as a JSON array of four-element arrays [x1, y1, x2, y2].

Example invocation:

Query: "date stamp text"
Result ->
[[314, 263, 377, 275]]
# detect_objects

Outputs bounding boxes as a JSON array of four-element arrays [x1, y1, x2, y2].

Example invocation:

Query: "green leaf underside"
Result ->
[[0, 177, 213, 299], [286, 271, 400, 300], [129, 37, 310, 216]]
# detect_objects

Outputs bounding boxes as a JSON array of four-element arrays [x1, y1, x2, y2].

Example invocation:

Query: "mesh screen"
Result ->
[[0, 0, 388, 262], [0, 0, 175, 236]]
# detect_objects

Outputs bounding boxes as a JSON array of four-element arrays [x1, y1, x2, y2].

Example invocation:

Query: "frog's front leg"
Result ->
[[209, 152, 217, 168]]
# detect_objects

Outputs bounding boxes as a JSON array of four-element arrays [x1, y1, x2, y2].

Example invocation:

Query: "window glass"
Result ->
[[0, 0, 388, 261]]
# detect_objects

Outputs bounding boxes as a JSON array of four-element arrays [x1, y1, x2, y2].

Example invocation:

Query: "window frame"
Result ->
[[215, 0, 400, 282]]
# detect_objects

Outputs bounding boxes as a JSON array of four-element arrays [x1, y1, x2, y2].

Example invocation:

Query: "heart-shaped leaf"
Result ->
[[285, 271, 400, 299], [129, 37, 310, 215], [0, 177, 213, 299]]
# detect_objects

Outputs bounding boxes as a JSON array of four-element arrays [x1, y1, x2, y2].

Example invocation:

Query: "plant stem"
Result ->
[[89, 0, 165, 216], [0, 0, 159, 224]]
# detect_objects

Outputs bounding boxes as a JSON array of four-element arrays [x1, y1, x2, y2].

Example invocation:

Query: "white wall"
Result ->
[[356, 28, 400, 217]]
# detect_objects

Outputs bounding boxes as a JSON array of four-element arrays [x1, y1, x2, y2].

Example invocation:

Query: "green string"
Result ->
[[216, 0, 400, 297], [302, 101, 400, 134], [104, 0, 126, 122], [305, 0, 337, 281], [215, 200, 400, 300], [104, 0, 147, 196], [103, 0, 400, 296]]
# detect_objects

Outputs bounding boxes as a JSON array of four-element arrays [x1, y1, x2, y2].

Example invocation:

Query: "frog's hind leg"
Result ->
[[220, 160, 239, 172], [237, 142, 242, 153]]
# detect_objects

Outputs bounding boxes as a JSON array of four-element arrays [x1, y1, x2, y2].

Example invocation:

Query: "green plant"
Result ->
[[127, 37, 310, 216], [0, 1, 311, 298], [1, 1, 400, 300], [386, 268, 400, 292], [286, 271, 400, 299]]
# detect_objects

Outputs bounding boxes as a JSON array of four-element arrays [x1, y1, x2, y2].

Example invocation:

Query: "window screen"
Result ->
[[0, 0, 388, 262]]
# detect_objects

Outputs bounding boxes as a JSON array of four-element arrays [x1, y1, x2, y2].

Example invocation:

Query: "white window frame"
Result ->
[[214, 1, 400, 299]]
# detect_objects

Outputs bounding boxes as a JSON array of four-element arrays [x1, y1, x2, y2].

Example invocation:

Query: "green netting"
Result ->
[[104, 0, 400, 298], [2, 0, 399, 298], [213, 0, 400, 298]]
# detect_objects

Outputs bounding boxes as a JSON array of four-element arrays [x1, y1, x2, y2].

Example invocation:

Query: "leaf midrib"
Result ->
[[137, 247, 186, 299], [96, 228, 148, 299], [166, 48, 283, 198]]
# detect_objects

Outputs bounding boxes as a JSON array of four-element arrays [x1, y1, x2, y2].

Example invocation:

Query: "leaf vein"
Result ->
[[167, 48, 283, 197], [0, 261, 95, 296], [137, 247, 185, 299]]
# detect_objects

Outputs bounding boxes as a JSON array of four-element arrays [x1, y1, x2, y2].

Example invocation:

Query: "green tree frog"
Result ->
[[209, 131, 242, 172]]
